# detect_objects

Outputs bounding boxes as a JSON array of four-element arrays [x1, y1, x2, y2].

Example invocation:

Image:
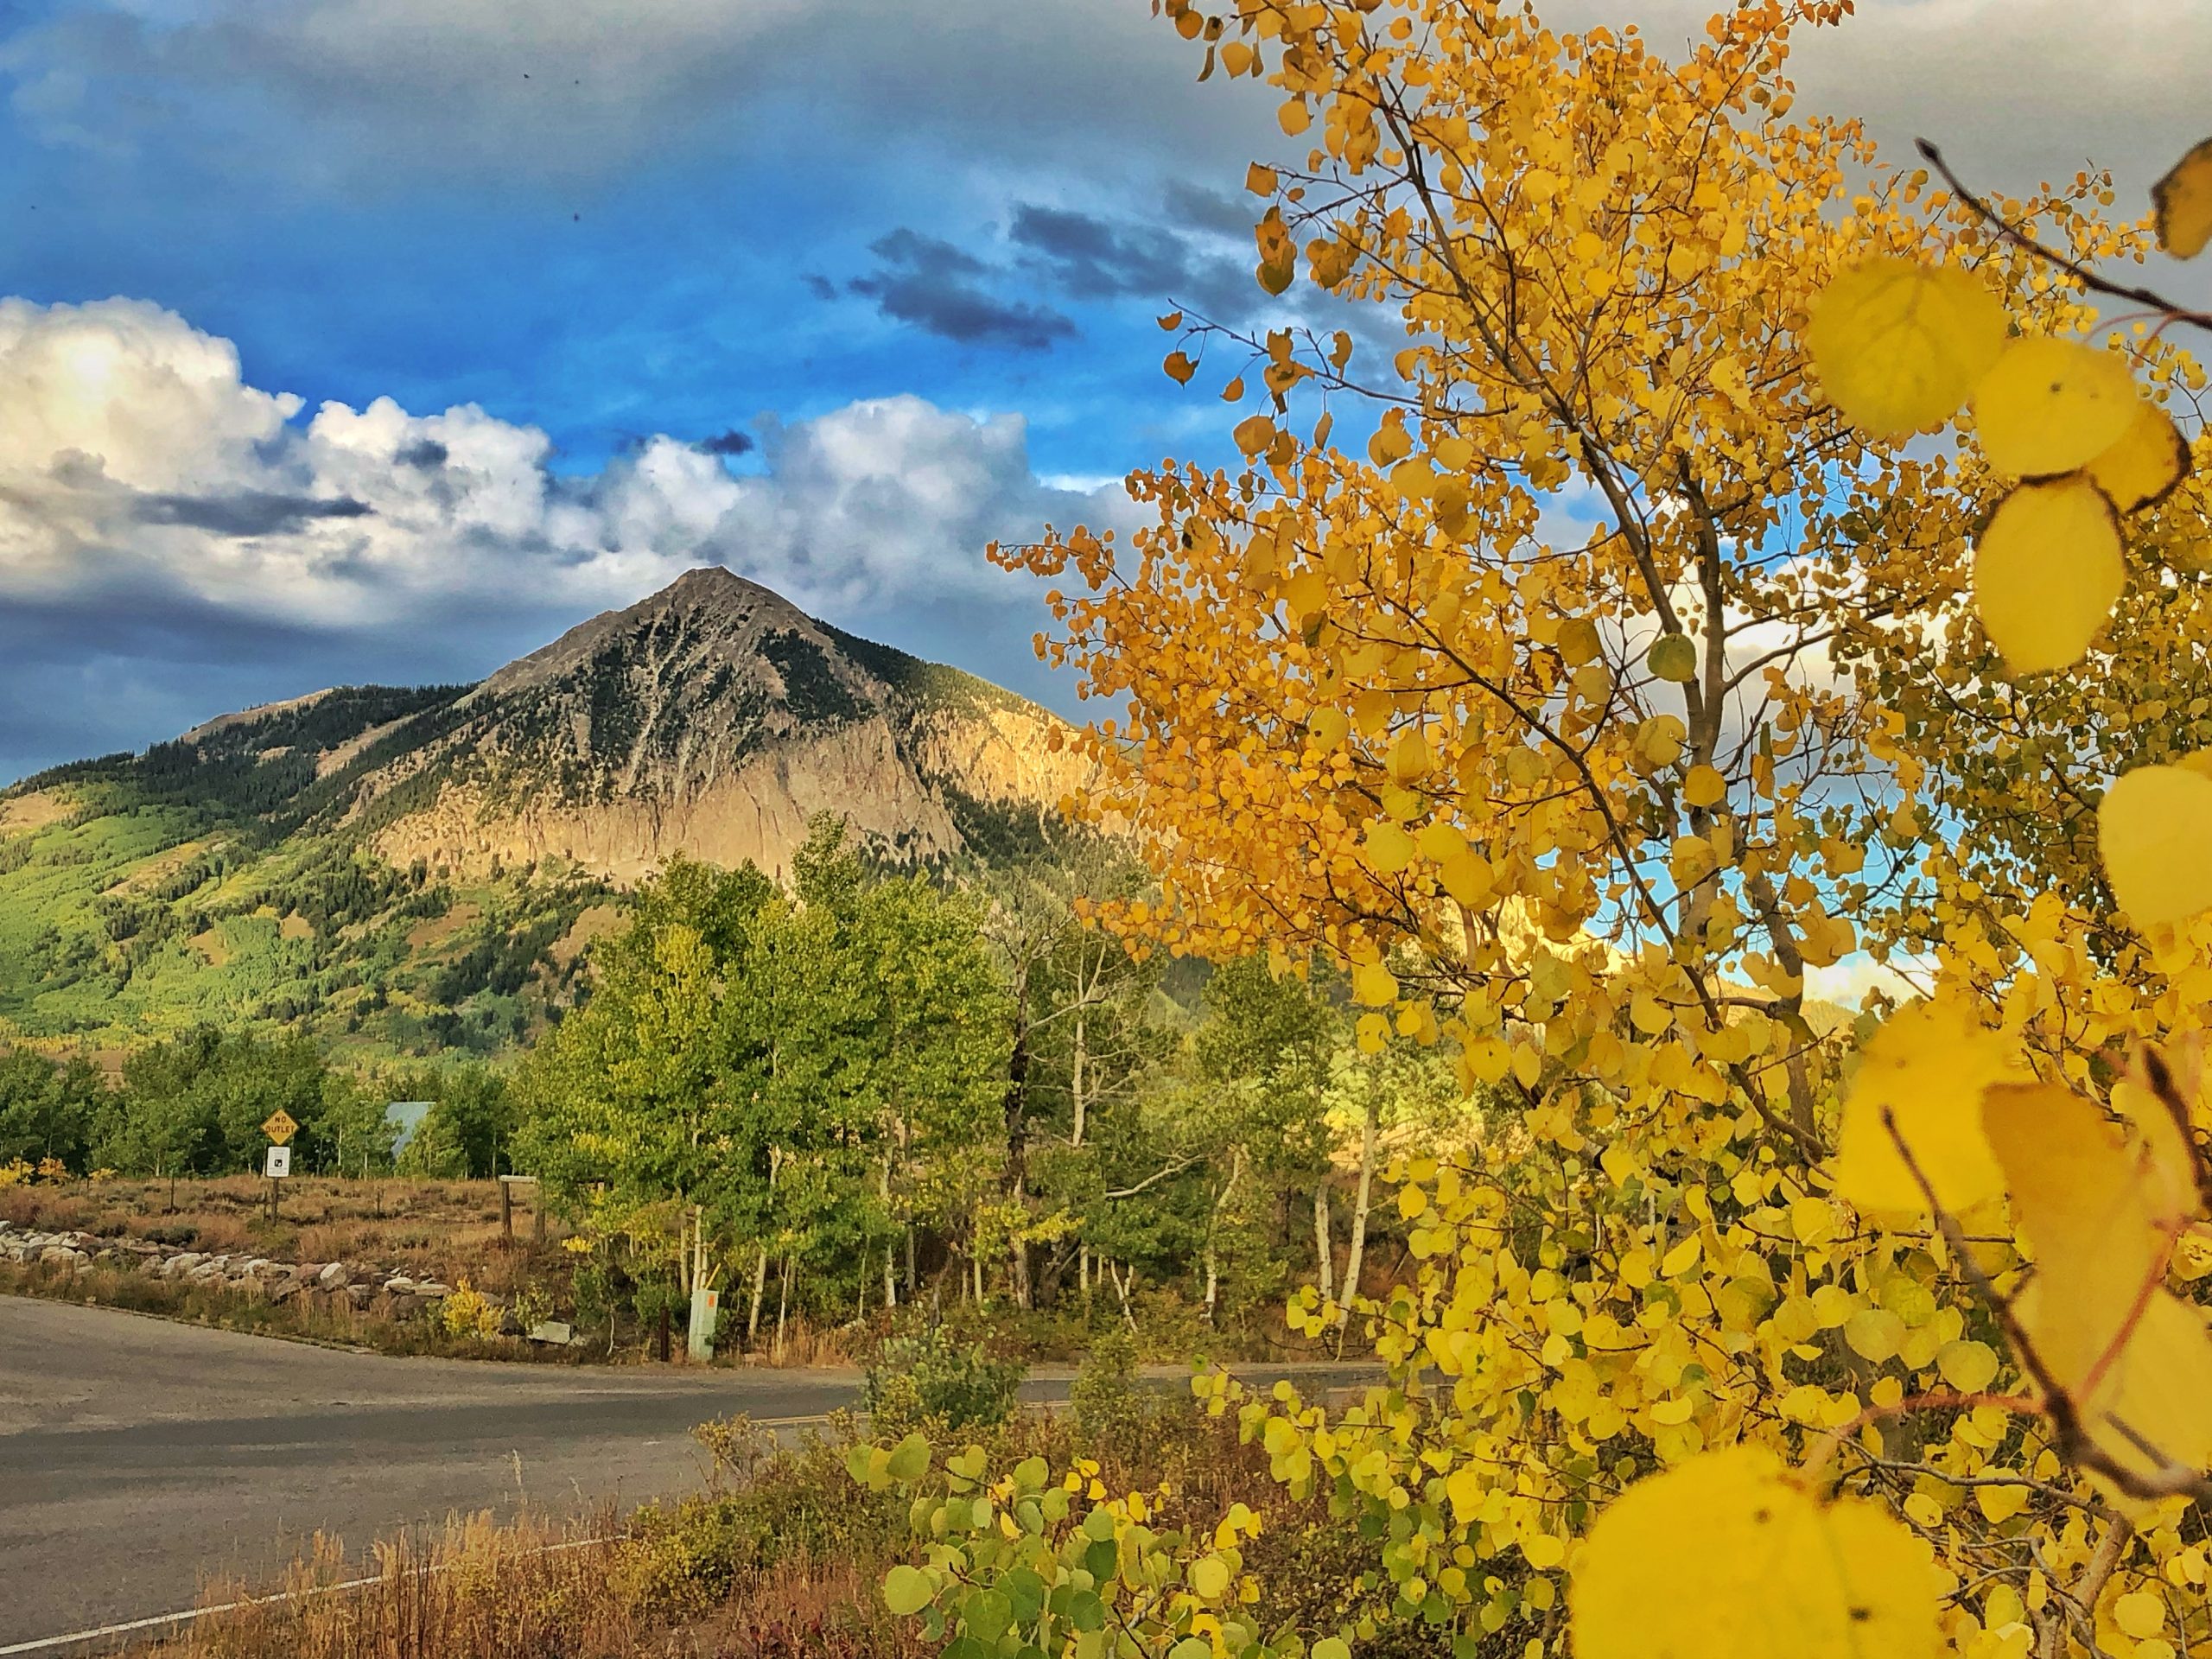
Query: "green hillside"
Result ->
[[0, 689, 613, 1057]]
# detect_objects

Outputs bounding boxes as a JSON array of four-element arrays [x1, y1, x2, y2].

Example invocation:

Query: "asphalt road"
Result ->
[[0, 1297, 1375, 1653]]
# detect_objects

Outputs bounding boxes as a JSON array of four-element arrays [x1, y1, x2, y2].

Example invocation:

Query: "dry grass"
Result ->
[[150, 1513, 641, 1659], [134, 1445, 934, 1659]]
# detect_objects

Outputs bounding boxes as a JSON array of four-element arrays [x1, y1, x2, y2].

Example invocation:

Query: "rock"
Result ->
[[38, 1246, 88, 1269], [526, 1320, 575, 1345], [385, 1276, 416, 1294], [317, 1262, 353, 1289], [346, 1284, 375, 1307], [267, 1279, 302, 1304], [414, 1281, 453, 1299]]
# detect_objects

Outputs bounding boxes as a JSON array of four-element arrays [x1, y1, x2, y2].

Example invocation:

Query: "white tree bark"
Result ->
[[1313, 1181, 1336, 1306], [1338, 1097, 1380, 1344]]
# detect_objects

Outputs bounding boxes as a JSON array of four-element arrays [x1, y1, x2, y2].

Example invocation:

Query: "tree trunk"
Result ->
[[773, 1253, 792, 1363], [880, 1157, 898, 1310], [1312, 1181, 1336, 1306], [1071, 1011, 1088, 1150], [1002, 1001, 1033, 1310], [1110, 1260, 1139, 1334], [1204, 1147, 1244, 1327], [1338, 1097, 1380, 1346], [747, 1243, 770, 1344]]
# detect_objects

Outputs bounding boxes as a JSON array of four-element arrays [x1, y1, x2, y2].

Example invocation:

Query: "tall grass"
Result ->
[[150, 1514, 638, 1659]]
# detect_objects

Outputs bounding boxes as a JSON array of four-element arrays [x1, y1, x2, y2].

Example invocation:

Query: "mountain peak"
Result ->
[[470, 566, 823, 705]]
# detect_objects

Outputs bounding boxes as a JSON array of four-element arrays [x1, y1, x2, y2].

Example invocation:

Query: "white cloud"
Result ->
[[1806, 951, 1930, 1011], [0, 296, 1134, 630]]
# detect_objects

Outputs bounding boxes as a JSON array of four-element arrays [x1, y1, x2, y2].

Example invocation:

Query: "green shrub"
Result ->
[[860, 1324, 1026, 1436], [1069, 1325, 1154, 1448]]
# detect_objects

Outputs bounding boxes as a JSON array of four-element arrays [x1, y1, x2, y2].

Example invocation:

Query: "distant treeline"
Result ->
[[4, 818, 1483, 1330], [0, 1032, 518, 1180]]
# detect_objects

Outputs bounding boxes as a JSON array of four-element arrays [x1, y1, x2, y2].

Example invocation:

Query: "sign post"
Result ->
[[261, 1109, 296, 1222]]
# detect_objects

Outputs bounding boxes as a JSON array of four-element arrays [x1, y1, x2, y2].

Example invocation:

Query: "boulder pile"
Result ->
[[0, 1217, 467, 1320]]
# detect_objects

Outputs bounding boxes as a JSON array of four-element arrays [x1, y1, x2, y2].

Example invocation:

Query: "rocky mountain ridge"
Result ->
[[0, 569, 1095, 1046]]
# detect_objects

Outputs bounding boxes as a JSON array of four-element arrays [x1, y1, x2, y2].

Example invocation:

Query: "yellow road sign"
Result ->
[[261, 1109, 298, 1146]]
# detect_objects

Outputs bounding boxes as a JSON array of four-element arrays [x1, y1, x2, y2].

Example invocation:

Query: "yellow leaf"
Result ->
[[1306, 708, 1350, 751], [1438, 850, 1495, 909], [2115, 1592, 2167, 1639], [1351, 960, 1399, 1007], [1974, 337, 2141, 479], [1363, 820, 1417, 876], [1522, 1533, 1566, 1570], [1164, 351, 1198, 385], [1571, 1447, 1940, 1659], [1278, 99, 1311, 137], [2088, 400, 2192, 512], [1936, 1338, 2000, 1394], [1806, 257, 2007, 441], [1983, 1082, 2212, 1482], [2153, 137, 2212, 258], [1789, 1197, 1835, 1245], [2098, 765, 2212, 927], [1845, 1306, 1904, 1363], [1647, 633, 1697, 684], [1445, 1463, 1483, 1522], [1683, 764, 1726, 809], [1187, 1554, 1231, 1602], [1415, 823, 1465, 865], [1387, 728, 1434, 785], [1972, 477, 2125, 674], [1983, 1083, 2162, 1382], [1829, 1001, 2024, 1213], [1232, 414, 1274, 455], [1975, 1483, 2030, 1523], [1398, 1184, 1427, 1219], [1661, 1233, 1701, 1277], [1244, 162, 1278, 197]]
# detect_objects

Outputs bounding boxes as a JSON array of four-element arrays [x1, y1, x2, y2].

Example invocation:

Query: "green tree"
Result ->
[[0, 1051, 106, 1170]]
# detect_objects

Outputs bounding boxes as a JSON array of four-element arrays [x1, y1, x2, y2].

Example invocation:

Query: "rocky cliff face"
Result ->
[[188, 567, 1094, 881]]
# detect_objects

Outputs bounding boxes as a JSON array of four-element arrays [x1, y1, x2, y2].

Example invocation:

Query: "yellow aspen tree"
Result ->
[[936, 3, 2212, 1657]]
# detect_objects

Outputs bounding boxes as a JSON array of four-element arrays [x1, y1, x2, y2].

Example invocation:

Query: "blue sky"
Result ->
[[0, 0, 2203, 782]]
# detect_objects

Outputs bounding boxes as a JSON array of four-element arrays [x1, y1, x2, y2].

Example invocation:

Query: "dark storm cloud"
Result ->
[[395, 438, 448, 468], [132, 490, 374, 537], [697, 428, 754, 457], [0, 576, 571, 785], [1007, 203, 1192, 300], [849, 228, 1077, 352], [801, 272, 836, 302]]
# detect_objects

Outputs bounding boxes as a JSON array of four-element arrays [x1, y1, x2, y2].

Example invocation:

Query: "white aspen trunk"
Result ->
[[747, 1146, 784, 1344], [773, 1253, 791, 1363], [1313, 1181, 1336, 1306], [1338, 1098, 1380, 1340], [1079, 1244, 1092, 1306], [880, 1157, 898, 1310], [1204, 1147, 1244, 1327], [1111, 1260, 1139, 1334], [747, 1243, 769, 1343], [1071, 1011, 1088, 1150]]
